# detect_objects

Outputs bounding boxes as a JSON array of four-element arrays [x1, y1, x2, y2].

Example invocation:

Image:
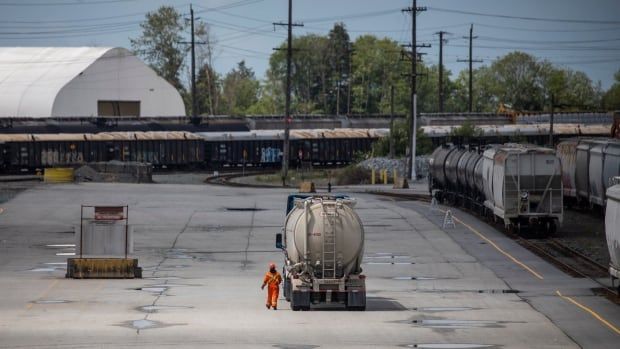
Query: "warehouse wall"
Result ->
[[52, 48, 185, 117]]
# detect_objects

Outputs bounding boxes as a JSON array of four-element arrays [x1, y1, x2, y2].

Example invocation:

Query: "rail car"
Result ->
[[421, 123, 610, 147], [429, 144, 563, 235], [197, 129, 388, 168], [556, 137, 620, 209], [0, 132, 205, 172]]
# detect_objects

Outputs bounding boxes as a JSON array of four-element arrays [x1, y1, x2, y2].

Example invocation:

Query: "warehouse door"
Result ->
[[98, 101, 140, 117]]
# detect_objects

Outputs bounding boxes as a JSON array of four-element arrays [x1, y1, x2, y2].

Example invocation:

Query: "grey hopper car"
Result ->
[[429, 143, 562, 235], [557, 138, 620, 208], [605, 184, 620, 291], [481, 145, 563, 233]]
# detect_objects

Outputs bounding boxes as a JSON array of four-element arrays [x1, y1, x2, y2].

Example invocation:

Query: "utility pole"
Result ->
[[336, 80, 340, 117], [435, 31, 449, 113], [457, 24, 482, 112], [549, 93, 555, 147], [389, 85, 395, 159], [181, 4, 206, 125], [346, 46, 355, 116], [190, 4, 197, 123], [274, 0, 303, 186], [403, 0, 429, 180]]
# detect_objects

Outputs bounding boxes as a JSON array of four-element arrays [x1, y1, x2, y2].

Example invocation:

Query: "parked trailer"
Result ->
[[482, 145, 563, 234], [276, 194, 366, 311]]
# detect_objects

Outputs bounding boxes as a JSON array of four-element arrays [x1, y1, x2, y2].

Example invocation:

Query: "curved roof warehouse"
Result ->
[[0, 47, 186, 118]]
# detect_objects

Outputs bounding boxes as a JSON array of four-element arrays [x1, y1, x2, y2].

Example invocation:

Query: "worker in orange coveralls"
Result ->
[[261, 262, 282, 310]]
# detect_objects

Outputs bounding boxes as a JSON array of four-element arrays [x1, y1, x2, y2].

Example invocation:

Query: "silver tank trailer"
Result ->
[[278, 196, 366, 311]]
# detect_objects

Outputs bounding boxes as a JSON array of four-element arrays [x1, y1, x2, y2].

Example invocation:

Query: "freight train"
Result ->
[[429, 144, 564, 235], [0, 125, 611, 173], [0, 129, 386, 172]]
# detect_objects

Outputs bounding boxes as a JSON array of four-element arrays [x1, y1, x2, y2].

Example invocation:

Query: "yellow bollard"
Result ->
[[394, 169, 398, 184], [383, 169, 388, 185], [371, 169, 376, 185]]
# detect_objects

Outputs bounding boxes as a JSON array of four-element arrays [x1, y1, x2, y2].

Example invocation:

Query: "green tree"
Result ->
[[450, 121, 483, 143], [130, 6, 187, 90], [196, 64, 220, 116], [219, 61, 259, 115], [350, 35, 409, 114], [603, 70, 620, 110], [372, 121, 432, 156], [326, 23, 351, 115]]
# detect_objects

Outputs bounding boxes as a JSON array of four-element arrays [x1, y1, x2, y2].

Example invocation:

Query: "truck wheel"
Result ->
[[284, 278, 291, 302], [290, 296, 300, 311]]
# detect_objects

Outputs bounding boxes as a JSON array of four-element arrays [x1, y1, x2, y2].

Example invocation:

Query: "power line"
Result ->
[[477, 36, 620, 45], [473, 22, 620, 33], [428, 6, 620, 25], [0, 0, 138, 6], [447, 43, 620, 52], [300, 8, 401, 24]]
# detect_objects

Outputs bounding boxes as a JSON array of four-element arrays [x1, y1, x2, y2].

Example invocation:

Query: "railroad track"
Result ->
[[517, 238, 619, 302], [204, 170, 286, 188], [367, 191, 620, 301], [366, 191, 431, 203]]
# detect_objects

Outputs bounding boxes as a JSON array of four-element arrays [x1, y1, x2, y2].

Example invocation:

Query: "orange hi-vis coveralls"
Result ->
[[263, 271, 282, 308]]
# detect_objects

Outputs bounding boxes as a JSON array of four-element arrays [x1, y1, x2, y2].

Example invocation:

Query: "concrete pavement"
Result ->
[[0, 182, 617, 348]]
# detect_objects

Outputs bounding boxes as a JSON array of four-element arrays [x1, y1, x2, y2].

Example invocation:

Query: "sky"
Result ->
[[1, 0, 619, 89]]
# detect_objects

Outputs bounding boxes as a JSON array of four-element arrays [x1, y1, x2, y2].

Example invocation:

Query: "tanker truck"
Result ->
[[275, 194, 366, 311]]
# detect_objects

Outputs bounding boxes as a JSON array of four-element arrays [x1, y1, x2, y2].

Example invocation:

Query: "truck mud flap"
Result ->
[[346, 290, 366, 310], [291, 290, 311, 311]]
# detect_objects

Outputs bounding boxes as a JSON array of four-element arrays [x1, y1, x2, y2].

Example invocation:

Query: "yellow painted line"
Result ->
[[26, 279, 60, 310], [556, 290, 620, 335], [425, 203, 544, 280]]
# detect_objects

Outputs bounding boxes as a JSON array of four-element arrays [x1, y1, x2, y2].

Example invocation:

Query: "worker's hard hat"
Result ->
[[269, 263, 276, 269]]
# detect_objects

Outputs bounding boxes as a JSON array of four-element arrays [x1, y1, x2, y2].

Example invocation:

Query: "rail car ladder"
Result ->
[[322, 204, 338, 279]]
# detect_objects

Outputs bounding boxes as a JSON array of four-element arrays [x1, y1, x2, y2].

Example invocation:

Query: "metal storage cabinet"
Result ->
[[589, 144, 606, 206], [556, 139, 578, 198], [605, 185, 620, 280]]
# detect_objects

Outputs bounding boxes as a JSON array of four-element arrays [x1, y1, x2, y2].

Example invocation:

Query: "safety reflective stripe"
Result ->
[[266, 273, 280, 285]]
